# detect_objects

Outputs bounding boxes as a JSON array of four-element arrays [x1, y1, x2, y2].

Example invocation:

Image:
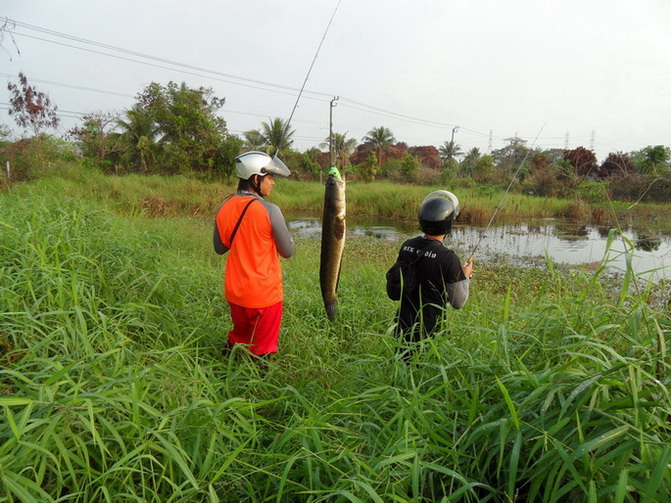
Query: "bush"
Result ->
[[575, 180, 607, 203], [0, 136, 80, 182], [525, 166, 559, 197], [609, 172, 671, 203]]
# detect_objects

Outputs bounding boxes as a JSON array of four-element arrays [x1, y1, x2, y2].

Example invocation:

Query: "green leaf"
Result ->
[[495, 377, 520, 430]]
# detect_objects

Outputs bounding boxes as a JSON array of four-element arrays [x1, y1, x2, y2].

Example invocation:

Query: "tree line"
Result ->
[[2, 74, 670, 202]]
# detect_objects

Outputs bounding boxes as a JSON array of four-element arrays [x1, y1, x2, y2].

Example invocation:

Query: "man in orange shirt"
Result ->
[[214, 151, 295, 357]]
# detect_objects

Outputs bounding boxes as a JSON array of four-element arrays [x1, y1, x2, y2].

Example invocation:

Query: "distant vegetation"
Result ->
[[2, 74, 671, 206]]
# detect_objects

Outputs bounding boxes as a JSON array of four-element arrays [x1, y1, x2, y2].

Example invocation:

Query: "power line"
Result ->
[[4, 18, 608, 153], [6, 18, 480, 135], [12, 31, 324, 103], [0, 72, 134, 99], [10, 20, 332, 99]]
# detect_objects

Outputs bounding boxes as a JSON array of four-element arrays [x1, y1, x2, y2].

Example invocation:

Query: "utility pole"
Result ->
[[451, 125, 459, 144], [329, 96, 339, 168]]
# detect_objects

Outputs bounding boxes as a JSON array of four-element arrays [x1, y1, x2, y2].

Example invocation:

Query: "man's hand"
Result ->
[[463, 255, 474, 279]]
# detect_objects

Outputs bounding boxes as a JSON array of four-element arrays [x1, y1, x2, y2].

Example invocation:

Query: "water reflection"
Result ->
[[451, 223, 670, 278], [635, 235, 662, 252], [289, 217, 671, 278], [554, 222, 589, 239]]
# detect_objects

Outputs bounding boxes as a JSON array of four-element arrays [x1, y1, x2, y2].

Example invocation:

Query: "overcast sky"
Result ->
[[2, 0, 670, 161]]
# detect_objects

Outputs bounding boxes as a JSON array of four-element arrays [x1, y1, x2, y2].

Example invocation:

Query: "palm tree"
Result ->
[[461, 147, 481, 177], [362, 126, 396, 170], [439, 140, 463, 163], [243, 129, 265, 151], [260, 117, 295, 156], [321, 132, 357, 171], [464, 147, 481, 162], [117, 105, 159, 172]]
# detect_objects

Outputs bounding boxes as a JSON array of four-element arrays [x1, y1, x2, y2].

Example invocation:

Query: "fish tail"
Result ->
[[325, 300, 337, 321]]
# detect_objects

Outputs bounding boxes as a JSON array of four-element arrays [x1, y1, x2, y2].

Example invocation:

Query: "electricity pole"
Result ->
[[451, 125, 459, 144], [329, 96, 339, 168]]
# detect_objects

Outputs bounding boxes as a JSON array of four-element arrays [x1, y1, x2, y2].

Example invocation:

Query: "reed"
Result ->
[[1, 176, 670, 501]]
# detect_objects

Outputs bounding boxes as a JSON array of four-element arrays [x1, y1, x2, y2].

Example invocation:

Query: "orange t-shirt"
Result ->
[[215, 196, 284, 308]]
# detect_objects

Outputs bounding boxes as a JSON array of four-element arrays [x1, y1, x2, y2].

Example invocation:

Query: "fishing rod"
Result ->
[[467, 122, 547, 264], [285, 0, 342, 133]]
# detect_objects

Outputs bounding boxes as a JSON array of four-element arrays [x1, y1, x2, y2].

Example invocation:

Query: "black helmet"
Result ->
[[418, 190, 460, 235]]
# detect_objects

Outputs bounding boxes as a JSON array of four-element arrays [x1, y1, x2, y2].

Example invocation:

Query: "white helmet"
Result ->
[[235, 151, 291, 180]]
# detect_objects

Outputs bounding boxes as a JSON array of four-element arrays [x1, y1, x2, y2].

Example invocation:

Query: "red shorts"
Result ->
[[227, 301, 283, 355]]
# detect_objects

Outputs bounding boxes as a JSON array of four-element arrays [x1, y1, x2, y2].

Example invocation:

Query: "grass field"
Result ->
[[1, 169, 670, 501]]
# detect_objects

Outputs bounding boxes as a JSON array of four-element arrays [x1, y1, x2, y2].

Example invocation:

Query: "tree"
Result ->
[[492, 136, 529, 170], [7, 72, 61, 167], [363, 126, 395, 154], [243, 129, 266, 151], [399, 152, 421, 183], [563, 146, 598, 178], [599, 152, 634, 179], [213, 134, 244, 181], [134, 81, 228, 173], [260, 117, 295, 157], [541, 148, 567, 164], [471, 155, 497, 185], [357, 151, 379, 182], [362, 126, 396, 171], [7, 73, 60, 137], [408, 145, 442, 171], [460, 147, 482, 177], [321, 132, 357, 172], [640, 145, 670, 174], [117, 105, 160, 173], [296, 148, 322, 180], [68, 111, 122, 168], [333, 133, 357, 172], [438, 140, 462, 164], [530, 152, 551, 172]]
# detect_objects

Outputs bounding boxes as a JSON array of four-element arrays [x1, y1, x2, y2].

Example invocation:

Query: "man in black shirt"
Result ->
[[392, 191, 473, 344]]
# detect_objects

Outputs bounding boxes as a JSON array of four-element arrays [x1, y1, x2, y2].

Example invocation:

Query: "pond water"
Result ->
[[288, 216, 671, 280]]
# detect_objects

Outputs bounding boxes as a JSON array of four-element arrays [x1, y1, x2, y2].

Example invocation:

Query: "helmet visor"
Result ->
[[423, 190, 460, 217], [262, 155, 291, 178]]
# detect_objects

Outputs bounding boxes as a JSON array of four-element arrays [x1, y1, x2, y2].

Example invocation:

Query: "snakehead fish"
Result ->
[[320, 167, 346, 321]]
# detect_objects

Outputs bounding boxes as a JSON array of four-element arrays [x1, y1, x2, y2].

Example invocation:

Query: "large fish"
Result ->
[[320, 167, 346, 321]]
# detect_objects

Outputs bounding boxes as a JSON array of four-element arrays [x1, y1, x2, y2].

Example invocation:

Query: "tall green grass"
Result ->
[[9, 163, 671, 233], [1, 177, 670, 501]]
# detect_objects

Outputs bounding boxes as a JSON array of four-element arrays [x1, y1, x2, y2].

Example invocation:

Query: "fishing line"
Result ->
[[468, 122, 547, 260], [286, 0, 342, 129]]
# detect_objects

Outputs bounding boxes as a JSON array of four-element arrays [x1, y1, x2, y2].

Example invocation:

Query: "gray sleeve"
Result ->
[[446, 278, 470, 309], [266, 203, 295, 258], [213, 220, 228, 255]]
